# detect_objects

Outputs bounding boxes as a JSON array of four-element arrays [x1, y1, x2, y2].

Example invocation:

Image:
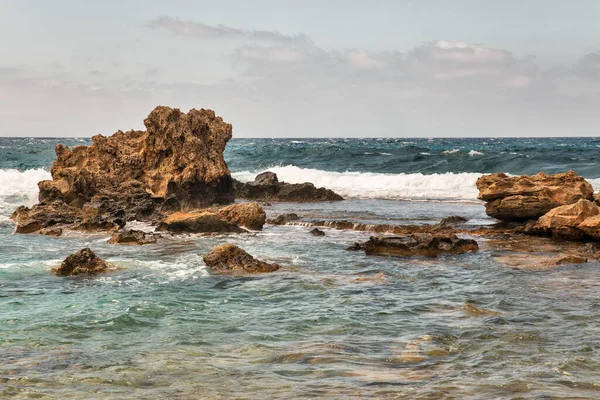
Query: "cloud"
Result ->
[[148, 16, 311, 45]]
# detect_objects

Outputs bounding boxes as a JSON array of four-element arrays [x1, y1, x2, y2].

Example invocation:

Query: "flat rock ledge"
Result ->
[[233, 172, 343, 202], [52, 248, 111, 276], [156, 212, 246, 234], [476, 171, 594, 222], [364, 234, 479, 257], [107, 230, 161, 245], [203, 244, 281, 274]]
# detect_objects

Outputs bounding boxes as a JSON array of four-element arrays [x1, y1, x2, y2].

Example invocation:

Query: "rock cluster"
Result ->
[[156, 212, 246, 234], [12, 106, 235, 235], [233, 172, 344, 202], [52, 248, 111, 276], [476, 171, 594, 221], [527, 199, 600, 240], [203, 244, 281, 274], [107, 230, 161, 245]]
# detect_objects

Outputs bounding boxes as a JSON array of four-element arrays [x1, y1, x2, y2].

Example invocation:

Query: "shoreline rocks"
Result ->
[[364, 234, 479, 257], [476, 171, 594, 222], [526, 199, 600, 240], [233, 172, 343, 202], [217, 202, 266, 230], [203, 244, 281, 274], [12, 106, 235, 234], [52, 248, 110, 276], [107, 230, 161, 245]]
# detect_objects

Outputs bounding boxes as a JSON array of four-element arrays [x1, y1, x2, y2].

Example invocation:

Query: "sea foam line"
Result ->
[[232, 165, 483, 201]]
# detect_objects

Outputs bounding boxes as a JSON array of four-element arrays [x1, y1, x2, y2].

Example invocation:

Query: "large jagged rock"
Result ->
[[12, 106, 234, 234], [52, 248, 111, 276], [233, 172, 343, 202], [156, 212, 246, 234], [203, 244, 281, 274], [364, 234, 478, 257], [217, 202, 266, 230], [476, 171, 594, 222], [528, 199, 600, 240]]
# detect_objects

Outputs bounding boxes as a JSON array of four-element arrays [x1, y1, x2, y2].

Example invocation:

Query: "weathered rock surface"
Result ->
[[107, 230, 161, 245], [156, 212, 246, 234], [364, 234, 478, 257], [203, 244, 281, 274], [476, 171, 594, 221], [527, 199, 600, 240], [439, 216, 468, 228], [233, 172, 343, 202], [217, 202, 266, 230], [12, 106, 234, 234], [52, 248, 110, 276]]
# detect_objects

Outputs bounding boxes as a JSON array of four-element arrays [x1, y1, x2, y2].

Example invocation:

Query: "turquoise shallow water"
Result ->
[[1, 138, 600, 399]]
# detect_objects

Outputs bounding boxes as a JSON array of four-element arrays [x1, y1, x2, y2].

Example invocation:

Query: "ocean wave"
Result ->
[[0, 168, 52, 218], [468, 150, 484, 156], [232, 165, 483, 201], [442, 149, 461, 155]]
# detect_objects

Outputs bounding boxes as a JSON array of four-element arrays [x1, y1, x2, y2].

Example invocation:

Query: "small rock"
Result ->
[[107, 229, 160, 245], [254, 171, 279, 185], [203, 244, 281, 274], [439, 216, 468, 227], [52, 248, 110, 276], [217, 202, 266, 230], [310, 228, 325, 236]]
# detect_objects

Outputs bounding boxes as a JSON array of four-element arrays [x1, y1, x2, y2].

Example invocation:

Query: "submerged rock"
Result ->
[[12, 106, 235, 234], [107, 229, 160, 245], [439, 215, 468, 228], [52, 248, 110, 276], [233, 172, 343, 202], [364, 234, 478, 257], [476, 171, 593, 222], [156, 212, 246, 234], [310, 228, 326, 236], [203, 244, 281, 274], [217, 202, 266, 230]]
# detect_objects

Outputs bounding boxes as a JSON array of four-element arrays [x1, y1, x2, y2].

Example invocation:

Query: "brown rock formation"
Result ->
[[217, 202, 266, 230], [156, 212, 246, 234], [476, 171, 594, 221], [203, 244, 281, 274], [107, 230, 161, 245], [266, 213, 300, 225], [12, 106, 234, 234], [528, 199, 600, 240], [52, 248, 111, 276], [364, 234, 478, 257], [233, 172, 343, 202]]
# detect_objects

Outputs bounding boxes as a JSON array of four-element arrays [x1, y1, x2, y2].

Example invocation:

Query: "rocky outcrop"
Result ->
[[52, 248, 111, 276], [107, 230, 161, 245], [12, 106, 234, 234], [217, 202, 266, 230], [476, 171, 594, 221], [364, 234, 478, 257], [233, 172, 343, 202], [203, 244, 281, 274], [156, 212, 246, 234], [527, 199, 600, 240]]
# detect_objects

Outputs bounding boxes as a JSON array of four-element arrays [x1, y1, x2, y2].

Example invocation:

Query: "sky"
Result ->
[[1, 0, 599, 137]]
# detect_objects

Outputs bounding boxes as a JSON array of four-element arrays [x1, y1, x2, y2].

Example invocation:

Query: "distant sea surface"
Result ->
[[1, 137, 600, 399]]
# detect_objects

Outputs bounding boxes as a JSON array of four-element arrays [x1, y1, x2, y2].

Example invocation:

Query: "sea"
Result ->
[[1, 137, 600, 399]]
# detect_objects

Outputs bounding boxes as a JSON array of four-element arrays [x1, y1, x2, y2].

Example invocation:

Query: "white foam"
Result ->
[[468, 150, 484, 156], [442, 149, 460, 155], [232, 165, 483, 200], [0, 168, 52, 219]]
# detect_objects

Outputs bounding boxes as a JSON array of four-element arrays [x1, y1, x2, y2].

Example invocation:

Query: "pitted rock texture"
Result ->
[[12, 106, 234, 234]]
